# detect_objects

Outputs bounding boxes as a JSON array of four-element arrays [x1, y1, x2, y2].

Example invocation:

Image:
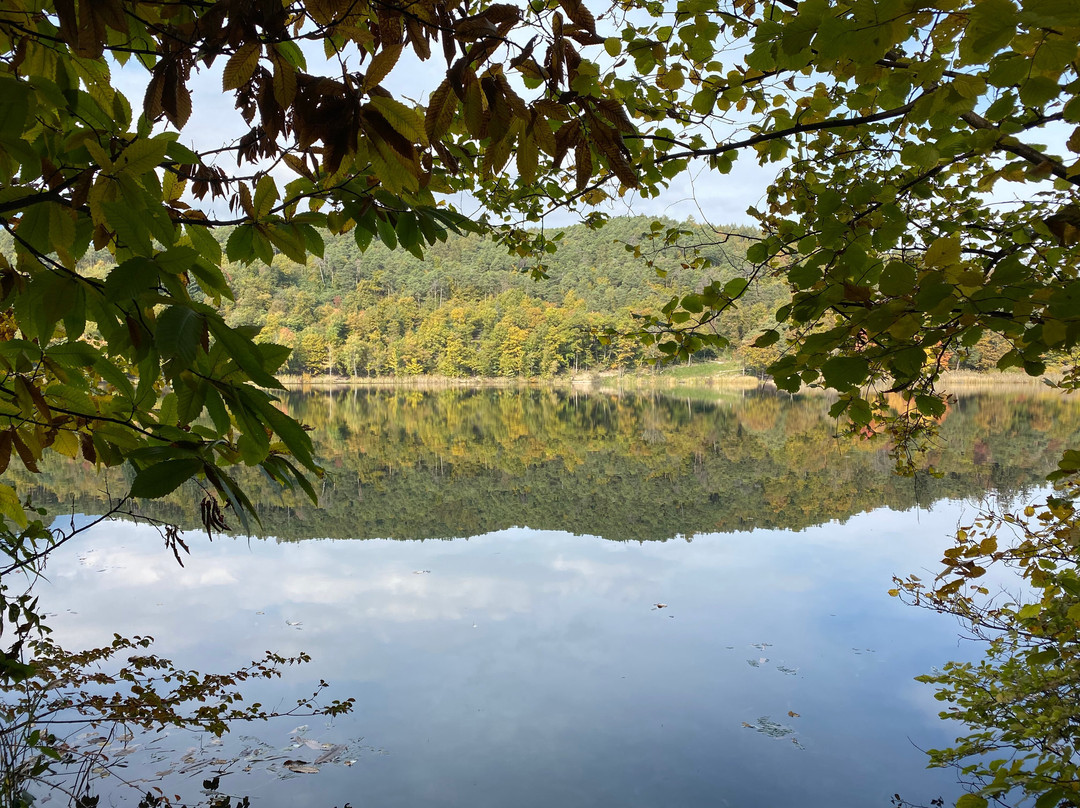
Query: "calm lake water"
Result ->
[[26, 387, 1080, 808]]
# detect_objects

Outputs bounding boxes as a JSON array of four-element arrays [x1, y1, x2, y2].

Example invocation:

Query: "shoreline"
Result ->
[[277, 367, 1058, 394]]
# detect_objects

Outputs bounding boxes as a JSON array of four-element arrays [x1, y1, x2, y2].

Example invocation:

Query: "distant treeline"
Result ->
[[4, 216, 1013, 377]]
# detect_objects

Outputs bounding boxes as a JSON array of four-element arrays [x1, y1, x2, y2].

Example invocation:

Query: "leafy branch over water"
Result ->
[[894, 471, 1080, 806]]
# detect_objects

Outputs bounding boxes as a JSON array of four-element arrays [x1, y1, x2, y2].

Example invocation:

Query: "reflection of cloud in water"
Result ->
[[30, 510, 986, 808]]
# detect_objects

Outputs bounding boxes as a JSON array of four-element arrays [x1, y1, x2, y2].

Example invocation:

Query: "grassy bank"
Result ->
[[279, 359, 764, 392], [278, 364, 1058, 395]]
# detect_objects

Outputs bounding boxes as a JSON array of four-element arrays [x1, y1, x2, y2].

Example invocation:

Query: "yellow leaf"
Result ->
[[238, 183, 254, 217], [115, 137, 170, 176], [52, 429, 79, 458], [516, 128, 538, 184], [83, 138, 113, 171], [924, 235, 961, 267], [270, 50, 298, 107], [252, 175, 278, 220], [0, 483, 27, 529], [48, 203, 76, 266], [87, 177, 119, 229], [363, 44, 403, 92], [163, 171, 186, 202], [369, 95, 427, 147], [223, 43, 261, 91]]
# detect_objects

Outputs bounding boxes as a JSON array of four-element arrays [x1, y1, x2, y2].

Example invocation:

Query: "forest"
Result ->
[[58, 217, 1014, 380]]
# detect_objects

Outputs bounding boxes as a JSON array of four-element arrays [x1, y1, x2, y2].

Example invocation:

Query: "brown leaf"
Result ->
[[0, 429, 12, 475], [557, 0, 597, 35], [574, 141, 591, 191], [162, 63, 192, 129], [405, 17, 431, 61], [75, 0, 106, 57], [566, 26, 605, 46], [592, 98, 636, 134], [12, 429, 39, 473], [484, 4, 521, 24], [534, 99, 571, 121], [516, 127, 539, 183], [481, 133, 512, 178], [426, 78, 458, 142], [144, 70, 165, 122], [283, 153, 314, 181], [54, 0, 79, 48], [362, 107, 416, 160], [378, 9, 404, 46], [590, 121, 638, 187], [97, 0, 127, 33], [462, 70, 486, 138], [438, 5, 457, 66], [283, 760, 320, 774], [552, 119, 580, 169], [495, 71, 528, 120]]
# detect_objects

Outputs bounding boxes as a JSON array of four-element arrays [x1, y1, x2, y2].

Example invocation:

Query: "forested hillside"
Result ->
[[219, 216, 783, 377], [4, 214, 1012, 379]]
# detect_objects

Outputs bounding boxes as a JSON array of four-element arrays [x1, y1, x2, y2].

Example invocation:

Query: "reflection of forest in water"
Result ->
[[16, 387, 1080, 541]]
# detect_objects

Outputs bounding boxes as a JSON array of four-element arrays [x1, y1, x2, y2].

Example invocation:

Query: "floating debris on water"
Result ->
[[777, 665, 799, 676], [742, 716, 796, 739], [283, 759, 320, 774]]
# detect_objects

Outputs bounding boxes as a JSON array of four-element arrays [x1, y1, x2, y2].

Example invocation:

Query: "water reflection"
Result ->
[[42, 508, 976, 808], [13, 387, 1080, 541], [21, 389, 1080, 807]]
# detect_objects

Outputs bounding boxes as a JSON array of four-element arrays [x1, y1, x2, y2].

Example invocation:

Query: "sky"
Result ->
[[108, 33, 776, 231]]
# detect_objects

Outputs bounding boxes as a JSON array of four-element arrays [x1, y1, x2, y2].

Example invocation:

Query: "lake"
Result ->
[[21, 386, 1080, 808]]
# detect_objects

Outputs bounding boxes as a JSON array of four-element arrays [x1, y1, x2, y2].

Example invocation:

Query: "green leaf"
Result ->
[[753, 329, 780, 347], [821, 356, 869, 390], [207, 318, 282, 389], [157, 306, 206, 363], [1018, 76, 1061, 108], [0, 76, 30, 139], [955, 795, 988, 808], [879, 261, 917, 296], [186, 223, 223, 264], [226, 225, 256, 263], [102, 201, 154, 255], [129, 458, 204, 498]]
